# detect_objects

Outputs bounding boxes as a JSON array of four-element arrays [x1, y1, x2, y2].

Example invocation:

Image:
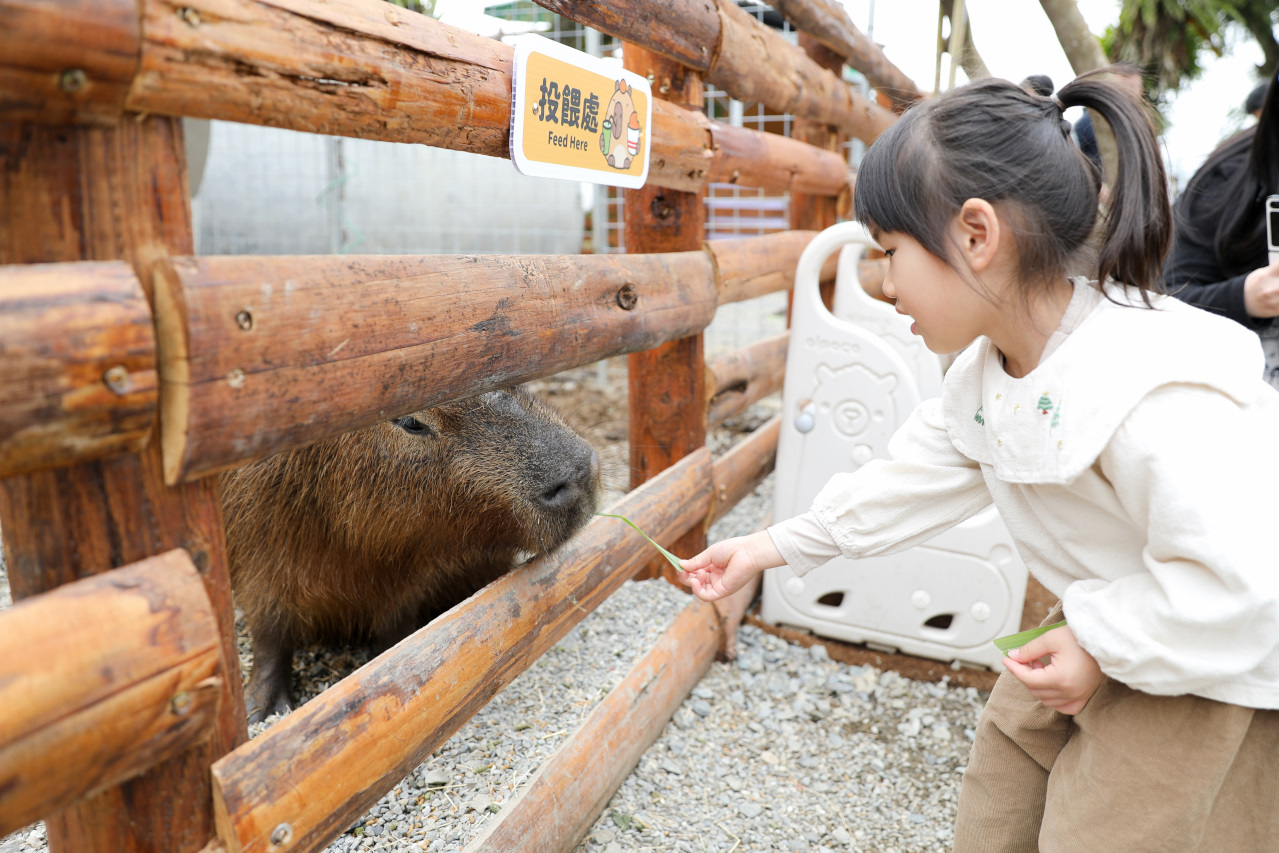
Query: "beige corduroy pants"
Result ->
[[953, 609, 1279, 852]]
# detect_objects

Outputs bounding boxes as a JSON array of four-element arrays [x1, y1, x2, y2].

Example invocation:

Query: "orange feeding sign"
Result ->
[[510, 35, 652, 189]]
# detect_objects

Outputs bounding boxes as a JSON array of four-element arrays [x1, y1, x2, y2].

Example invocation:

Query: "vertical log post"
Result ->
[[789, 33, 845, 313], [624, 48, 707, 582], [0, 119, 246, 851]]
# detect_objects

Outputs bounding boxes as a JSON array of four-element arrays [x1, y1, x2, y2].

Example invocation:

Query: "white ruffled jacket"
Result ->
[[770, 278, 1279, 709]]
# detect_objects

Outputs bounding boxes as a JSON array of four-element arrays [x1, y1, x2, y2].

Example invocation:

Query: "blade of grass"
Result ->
[[596, 513, 685, 573], [992, 620, 1067, 655]]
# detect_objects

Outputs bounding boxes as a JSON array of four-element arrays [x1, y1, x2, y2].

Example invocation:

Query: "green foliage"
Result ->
[[1105, 0, 1279, 101]]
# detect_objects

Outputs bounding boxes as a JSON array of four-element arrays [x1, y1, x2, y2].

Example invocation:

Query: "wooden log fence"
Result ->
[[0, 0, 851, 199], [707, 333, 789, 428], [208, 451, 714, 853], [464, 596, 723, 852], [532, 0, 899, 142], [154, 234, 806, 484], [0, 0, 906, 849], [0, 550, 225, 837], [0, 114, 247, 853], [0, 260, 156, 478], [770, 0, 925, 108], [466, 418, 779, 851], [623, 44, 709, 581]]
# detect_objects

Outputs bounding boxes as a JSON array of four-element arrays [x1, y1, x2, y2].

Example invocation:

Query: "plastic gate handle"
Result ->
[[596, 513, 685, 573], [993, 620, 1068, 656]]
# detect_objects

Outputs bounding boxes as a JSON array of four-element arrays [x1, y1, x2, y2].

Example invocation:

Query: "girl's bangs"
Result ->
[[853, 113, 931, 242]]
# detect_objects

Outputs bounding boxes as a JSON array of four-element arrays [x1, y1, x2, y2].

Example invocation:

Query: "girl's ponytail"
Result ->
[[1056, 72, 1171, 295]]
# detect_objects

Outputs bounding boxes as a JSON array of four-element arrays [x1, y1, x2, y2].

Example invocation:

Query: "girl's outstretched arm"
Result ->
[[679, 530, 785, 602]]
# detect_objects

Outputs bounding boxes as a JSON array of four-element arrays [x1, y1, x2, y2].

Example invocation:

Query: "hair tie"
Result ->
[[1051, 94, 1066, 112]]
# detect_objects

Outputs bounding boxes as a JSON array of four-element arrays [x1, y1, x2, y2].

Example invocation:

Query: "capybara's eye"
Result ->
[[395, 417, 430, 436]]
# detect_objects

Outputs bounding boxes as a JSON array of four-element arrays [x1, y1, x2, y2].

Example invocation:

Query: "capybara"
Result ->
[[600, 78, 640, 170], [221, 388, 601, 723]]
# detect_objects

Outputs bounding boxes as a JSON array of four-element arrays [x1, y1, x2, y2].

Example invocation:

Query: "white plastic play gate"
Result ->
[[761, 222, 1028, 670]]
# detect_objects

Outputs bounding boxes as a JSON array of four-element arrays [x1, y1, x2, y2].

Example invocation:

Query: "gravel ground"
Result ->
[[0, 391, 990, 853]]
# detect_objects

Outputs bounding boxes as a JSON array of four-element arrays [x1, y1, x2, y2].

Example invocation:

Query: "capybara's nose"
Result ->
[[537, 449, 597, 510], [538, 479, 577, 509]]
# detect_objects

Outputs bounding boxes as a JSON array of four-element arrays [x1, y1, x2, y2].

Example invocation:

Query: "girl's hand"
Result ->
[[1244, 261, 1279, 318], [679, 530, 784, 602], [1002, 625, 1105, 715]]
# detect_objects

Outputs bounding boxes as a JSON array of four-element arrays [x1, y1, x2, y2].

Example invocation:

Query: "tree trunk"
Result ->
[[1037, 0, 1118, 187], [1234, 4, 1279, 80]]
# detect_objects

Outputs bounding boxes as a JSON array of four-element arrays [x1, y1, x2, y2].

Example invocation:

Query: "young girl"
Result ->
[[680, 72, 1279, 851]]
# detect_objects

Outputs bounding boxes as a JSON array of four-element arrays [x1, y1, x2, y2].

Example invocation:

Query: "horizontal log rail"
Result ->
[[532, 0, 897, 144], [706, 333, 788, 428], [465, 597, 722, 852], [0, 0, 850, 199], [0, 0, 141, 125], [209, 448, 715, 853], [0, 260, 157, 478], [770, 0, 924, 109], [0, 549, 225, 836], [708, 413, 780, 528], [155, 233, 813, 483], [710, 231, 839, 305]]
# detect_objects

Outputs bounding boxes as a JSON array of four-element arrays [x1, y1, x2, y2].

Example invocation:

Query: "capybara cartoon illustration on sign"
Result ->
[[600, 79, 641, 170]]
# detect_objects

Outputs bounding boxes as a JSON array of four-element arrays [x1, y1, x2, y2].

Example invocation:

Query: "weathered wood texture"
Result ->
[[0, 550, 225, 837], [711, 0, 892, 144], [789, 34, 844, 314], [0, 0, 140, 125], [156, 249, 720, 483], [0, 260, 157, 478], [464, 598, 721, 852], [705, 118, 848, 195], [533, 0, 897, 143], [708, 414, 779, 529], [210, 449, 715, 853], [649, 99, 716, 193], [709, 230, 835, 305], [707, 416, 779, 659], [710, 571, 763, 662], [770, 0, 923, 108], [0, 0, 849, 199], [136, 0, 513, 156], [530, 0, 720, 71], [624, 47, 707, 583], [706, 333, 787, 428], [0, 117, 245, 853]]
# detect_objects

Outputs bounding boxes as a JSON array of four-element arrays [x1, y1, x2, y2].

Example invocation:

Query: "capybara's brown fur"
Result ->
[[221, 388, 600, 722]]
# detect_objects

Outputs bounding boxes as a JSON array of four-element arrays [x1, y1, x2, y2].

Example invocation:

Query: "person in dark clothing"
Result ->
[[1072, 66, 1143, 184], [1074, 109, 1102, 173], [1245, 81, 1267, 118], [1163, 76, 1279, 387]]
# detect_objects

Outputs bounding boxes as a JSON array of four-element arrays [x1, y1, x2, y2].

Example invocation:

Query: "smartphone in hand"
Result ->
[[1267, 194, 1279, 267]]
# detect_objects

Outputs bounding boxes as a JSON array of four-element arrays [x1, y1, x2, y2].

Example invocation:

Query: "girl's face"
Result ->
[[877, 231, 992, 355]]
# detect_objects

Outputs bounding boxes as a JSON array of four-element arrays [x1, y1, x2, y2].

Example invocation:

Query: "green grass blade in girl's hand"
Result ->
[[993, 620, 1068, 656], [596, 513, 685, 573]]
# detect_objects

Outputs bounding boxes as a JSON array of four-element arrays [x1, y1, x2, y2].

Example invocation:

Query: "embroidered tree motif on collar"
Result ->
[[974, 405, 985, 426], [1038, 392, 1053, 415]]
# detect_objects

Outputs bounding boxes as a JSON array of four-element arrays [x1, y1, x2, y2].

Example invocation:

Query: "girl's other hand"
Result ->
[[679, 530, 784, 602], [1002, 625, 1105, 715], [1243, 261, 1279, 318]]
